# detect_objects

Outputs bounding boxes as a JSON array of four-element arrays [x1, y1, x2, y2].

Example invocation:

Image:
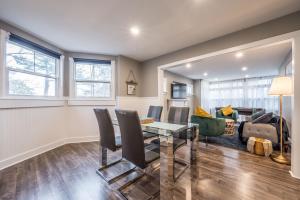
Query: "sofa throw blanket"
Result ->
[[269, 116, 290, 143]]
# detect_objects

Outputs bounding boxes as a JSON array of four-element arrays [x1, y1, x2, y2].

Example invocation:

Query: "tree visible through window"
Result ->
[[74, 61, 112, 98], [6, 41, 57, 96]]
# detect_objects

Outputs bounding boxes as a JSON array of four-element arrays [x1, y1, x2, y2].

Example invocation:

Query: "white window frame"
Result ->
[[0, 29, 64, 108], [68, 57, 116, 106]]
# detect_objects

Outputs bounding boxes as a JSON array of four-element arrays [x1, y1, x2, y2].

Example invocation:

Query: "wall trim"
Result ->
[[0, 135, 99, 171], [0, 98, 66, 109], [290, 170, 300, 179]]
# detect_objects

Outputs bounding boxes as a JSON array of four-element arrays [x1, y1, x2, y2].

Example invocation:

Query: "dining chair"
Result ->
[[115, 109, 160, 193], [151, 106, 191, 180], [94, 108, 135, 183], [143, 105, 163, 140], [147, 105, 163, 122]]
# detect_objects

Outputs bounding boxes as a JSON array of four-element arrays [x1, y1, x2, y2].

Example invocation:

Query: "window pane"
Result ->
[[94, 64, 111, 81], [76, 82, 92, 97], [75, 63, 93, 80], [94, 83, 111, 97], [6, 42, 34, 71], [35, 52, 56, 77], [8, 71, 55, 96]]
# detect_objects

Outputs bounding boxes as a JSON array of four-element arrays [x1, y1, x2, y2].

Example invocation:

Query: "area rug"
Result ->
[[199, 130, 247, 151]]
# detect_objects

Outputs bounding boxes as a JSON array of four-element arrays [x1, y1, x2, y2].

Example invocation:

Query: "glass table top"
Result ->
[[112, 119, 198, 137]]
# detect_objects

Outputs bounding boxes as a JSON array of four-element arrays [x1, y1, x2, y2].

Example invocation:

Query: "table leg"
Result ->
[[190, 127, 199, 165], [160, 135, 175, 200]]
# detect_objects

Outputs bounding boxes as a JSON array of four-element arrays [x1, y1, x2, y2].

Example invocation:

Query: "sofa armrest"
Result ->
[[243, 122, 278, 144]]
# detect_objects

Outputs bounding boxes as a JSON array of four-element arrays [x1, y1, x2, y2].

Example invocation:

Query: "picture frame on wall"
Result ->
[[126, 70, 138, 95], [127, 83, 137, 95]]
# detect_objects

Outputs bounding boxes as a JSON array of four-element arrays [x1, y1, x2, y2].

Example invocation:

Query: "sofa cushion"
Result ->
[[221, 105, 233, 116], [251, 110, 266, 121], [195, 106, 212, 118], [252, 112, 273, 124]]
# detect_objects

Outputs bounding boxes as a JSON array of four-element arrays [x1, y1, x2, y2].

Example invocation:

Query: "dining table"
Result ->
[[112, 118, 199, 199]]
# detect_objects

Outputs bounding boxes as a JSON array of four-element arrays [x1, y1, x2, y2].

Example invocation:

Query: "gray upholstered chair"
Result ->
[[94, 108, 135, 183], [150, 106, 190, 181], [143, 105, 163, 140], [147, 105, 163, 122], [115, 109, 160, 169]]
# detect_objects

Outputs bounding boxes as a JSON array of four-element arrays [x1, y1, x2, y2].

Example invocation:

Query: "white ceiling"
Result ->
[[0, 0, 299, 61], [166, 42, 292, 81]]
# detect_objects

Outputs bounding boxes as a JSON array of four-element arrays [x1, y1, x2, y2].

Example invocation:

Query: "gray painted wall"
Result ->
[[117, 56, 142, 97], [141, 11, 300, 97], [164, 70, 193, 100], [0, 20, 63, 54]]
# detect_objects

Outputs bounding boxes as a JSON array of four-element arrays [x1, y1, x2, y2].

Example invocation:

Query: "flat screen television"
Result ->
[[171, 82, 187, 99]]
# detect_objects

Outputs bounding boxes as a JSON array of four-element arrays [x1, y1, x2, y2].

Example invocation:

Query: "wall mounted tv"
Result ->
[[171, 82, 187, 99]]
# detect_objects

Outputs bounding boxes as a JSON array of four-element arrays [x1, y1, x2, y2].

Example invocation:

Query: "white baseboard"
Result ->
[[290, 170, 300, 179], [65, 136, 99, 143], [0, 136, 99, 171]]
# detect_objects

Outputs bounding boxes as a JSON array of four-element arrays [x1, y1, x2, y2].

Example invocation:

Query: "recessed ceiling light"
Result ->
[[242, 66, 248, 71], [186, 63, 191, 68], [203, 72, 208, 76], [130, 26, 140, 36], [245, 74, 249, 78], [235, 52, 244, 58]]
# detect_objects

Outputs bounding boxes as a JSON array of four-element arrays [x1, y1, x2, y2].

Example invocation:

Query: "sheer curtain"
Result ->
[[205, 76, 279, 114]]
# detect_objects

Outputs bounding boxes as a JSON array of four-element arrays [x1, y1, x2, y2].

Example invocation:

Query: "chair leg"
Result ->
[[97, 147, 136, 184], [205, 136, 208, 147], [173, 156, 189, 182]]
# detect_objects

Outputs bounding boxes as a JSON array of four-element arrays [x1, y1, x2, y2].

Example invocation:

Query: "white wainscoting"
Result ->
[[116, 96, 160, 116], [0, 96, 160, 170], [0, 107, 67, 170]]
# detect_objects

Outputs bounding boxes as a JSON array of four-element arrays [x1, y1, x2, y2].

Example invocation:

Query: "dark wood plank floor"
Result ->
[[1, 141, 300, 200]]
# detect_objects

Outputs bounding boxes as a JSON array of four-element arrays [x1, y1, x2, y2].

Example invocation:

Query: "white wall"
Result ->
[[0, 106, 67, 169], [292, 35, 300, 179], [0, 97, 160, 170]]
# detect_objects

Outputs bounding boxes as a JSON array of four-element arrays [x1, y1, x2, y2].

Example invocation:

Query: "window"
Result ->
[[207, 77, 279, 113], [73, 58, 114, 98], [5, 34, 61, 97]]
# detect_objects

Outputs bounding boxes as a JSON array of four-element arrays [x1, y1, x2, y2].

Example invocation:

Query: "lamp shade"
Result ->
[[269, 76, 293, 96]]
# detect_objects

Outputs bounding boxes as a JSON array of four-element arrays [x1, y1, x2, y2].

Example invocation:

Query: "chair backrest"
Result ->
[[147, 106, 163, 121], [168, 106, 190, 124], [115, 109, 146, 169], [94, 109, 117, 151]]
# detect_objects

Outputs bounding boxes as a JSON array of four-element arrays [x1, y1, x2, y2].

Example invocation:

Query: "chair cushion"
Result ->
[[115, 135, 122, 148], [145, 149, 160, 164]]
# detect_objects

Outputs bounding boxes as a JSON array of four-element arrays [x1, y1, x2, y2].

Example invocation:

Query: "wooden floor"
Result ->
[[1, 141, 300, 200]]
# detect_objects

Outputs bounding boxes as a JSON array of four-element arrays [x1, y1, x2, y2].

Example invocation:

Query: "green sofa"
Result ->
[[216, 109, 239, 122], [191, 115, 226, 139]]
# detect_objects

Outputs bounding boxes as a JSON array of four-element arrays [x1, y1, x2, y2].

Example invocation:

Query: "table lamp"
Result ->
[[269, 76, 293, 165]]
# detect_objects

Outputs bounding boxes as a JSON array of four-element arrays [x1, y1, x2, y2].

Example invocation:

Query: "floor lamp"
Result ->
[[269, 76, 293, 165]]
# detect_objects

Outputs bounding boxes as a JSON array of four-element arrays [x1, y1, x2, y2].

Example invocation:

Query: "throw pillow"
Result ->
[[195, 106, 212, 118], [252, 112, 273, 124], [251, 110, 266, 121], [221, 105, 234, 116]]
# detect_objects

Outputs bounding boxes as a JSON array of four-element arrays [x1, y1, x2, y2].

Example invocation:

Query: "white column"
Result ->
[[292, 35, 300, 179]]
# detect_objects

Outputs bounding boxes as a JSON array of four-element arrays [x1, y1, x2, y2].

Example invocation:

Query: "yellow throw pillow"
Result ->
[[195, 106, 212, 118], [221, 105, 234, 116]]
